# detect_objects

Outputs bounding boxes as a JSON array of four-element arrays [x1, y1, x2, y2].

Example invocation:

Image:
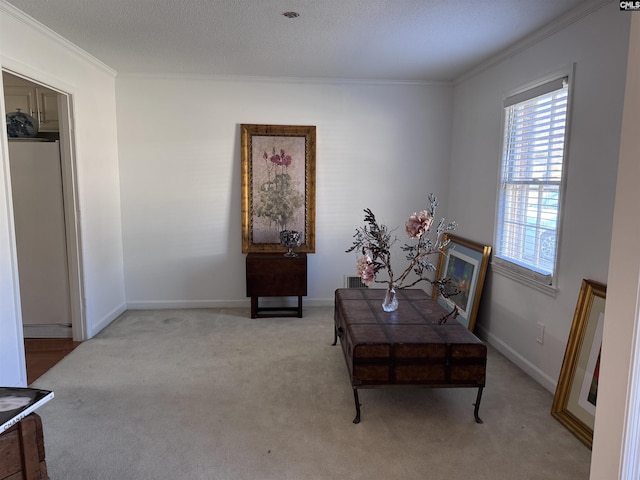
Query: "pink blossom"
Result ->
[[357, 255, 375, 286], [356, 255, 370, 274], [361, 265, 375, 286], [270, 155, 282, 165], [267, 149, 292, 166], [405, 210, 433, 238]]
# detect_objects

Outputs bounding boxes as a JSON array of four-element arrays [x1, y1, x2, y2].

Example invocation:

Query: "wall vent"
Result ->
[[344, 276, 368, 288]]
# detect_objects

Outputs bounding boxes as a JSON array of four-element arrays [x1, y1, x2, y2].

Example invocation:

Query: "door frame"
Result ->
[[2, 68, 86, 342], [56, 88, 85, 341]]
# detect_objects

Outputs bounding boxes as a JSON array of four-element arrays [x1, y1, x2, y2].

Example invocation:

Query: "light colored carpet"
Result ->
[[32, 307, 591, 479]]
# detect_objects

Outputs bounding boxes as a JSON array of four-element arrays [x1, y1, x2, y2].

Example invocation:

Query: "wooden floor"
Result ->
[[24, 338, 81, 385]]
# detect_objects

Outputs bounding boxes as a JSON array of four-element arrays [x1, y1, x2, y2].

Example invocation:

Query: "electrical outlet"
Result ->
[[536, 323, 545, 344]]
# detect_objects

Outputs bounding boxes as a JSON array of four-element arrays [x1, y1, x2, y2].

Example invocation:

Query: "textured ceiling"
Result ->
[[5, 0, 598, 81]]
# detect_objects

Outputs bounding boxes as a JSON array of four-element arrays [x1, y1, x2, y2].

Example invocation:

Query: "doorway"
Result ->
[[2, 69, 85, 380]]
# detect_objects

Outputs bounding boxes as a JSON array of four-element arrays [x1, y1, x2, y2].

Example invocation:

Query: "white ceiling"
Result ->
[[5, 0, 599, 81]]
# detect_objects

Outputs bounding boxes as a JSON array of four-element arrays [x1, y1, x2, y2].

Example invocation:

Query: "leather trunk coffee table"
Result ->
[[333, 288, 487, 424]]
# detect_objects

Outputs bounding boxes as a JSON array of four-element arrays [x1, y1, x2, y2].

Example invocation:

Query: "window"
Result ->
[[494, 76, 570, 286]]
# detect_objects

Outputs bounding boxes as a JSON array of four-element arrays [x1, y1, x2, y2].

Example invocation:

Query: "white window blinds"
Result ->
[[495, 77, 569, 284]]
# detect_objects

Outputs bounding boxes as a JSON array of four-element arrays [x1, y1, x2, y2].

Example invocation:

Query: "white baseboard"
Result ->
[[23, 324, 72, 338], [475, 323, 557, 394], [88, 303, 127, 338]]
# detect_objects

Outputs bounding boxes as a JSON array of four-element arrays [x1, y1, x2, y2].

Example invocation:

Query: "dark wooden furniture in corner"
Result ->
[[333, 288, 487, 424], [0, 413, 49, 480], [246, 253, 307, 318]]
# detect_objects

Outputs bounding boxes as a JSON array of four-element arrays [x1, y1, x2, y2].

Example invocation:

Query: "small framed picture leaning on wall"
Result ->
[[432, 234, 491, 332]]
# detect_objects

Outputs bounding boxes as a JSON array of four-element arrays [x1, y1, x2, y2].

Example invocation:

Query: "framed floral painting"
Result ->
[[551, 279, 606, 449], [432, 234, 491, 331], [241, 124, 316, 254]]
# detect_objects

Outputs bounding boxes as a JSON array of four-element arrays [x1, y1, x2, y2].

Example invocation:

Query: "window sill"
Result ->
[[491, 261, 558, 298]]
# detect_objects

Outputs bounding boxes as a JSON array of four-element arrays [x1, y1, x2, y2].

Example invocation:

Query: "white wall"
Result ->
[[116, 76, 453, 307], [448, 4, 630, 393], [0, 2, 126, 385]]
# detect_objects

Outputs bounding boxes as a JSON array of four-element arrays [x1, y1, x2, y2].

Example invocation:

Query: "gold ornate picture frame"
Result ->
[[241, 124, 316, 254], [432, 234, 491, 332], [551, 278, 606, 449]]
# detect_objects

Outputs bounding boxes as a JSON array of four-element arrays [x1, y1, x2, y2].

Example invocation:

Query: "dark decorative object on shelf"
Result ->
[[6, 108, 38, 138], [280, 230, 302, 257]]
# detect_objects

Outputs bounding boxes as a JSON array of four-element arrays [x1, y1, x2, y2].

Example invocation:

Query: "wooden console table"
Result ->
[[246, 253, 307, 318], [0, 413, 49, 480], [333, 288, 487, 424]]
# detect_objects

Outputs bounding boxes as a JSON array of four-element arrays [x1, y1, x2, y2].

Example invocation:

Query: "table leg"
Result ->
[[473, 387, 484, 424], [332, 325, 344, 346], [17, 416, 43, 479], [297, 295, 303, 318], [250, 297, 258, 319], [353, 389, 361, 424]]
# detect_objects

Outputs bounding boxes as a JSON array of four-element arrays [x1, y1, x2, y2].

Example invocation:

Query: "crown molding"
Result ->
[[454, 0, 612, 85], [0, 0, 117, 78], [115, 71, 451, 87]]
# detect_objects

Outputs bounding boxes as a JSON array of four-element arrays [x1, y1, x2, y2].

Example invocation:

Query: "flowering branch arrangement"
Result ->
[[346, 194, 460, 322]]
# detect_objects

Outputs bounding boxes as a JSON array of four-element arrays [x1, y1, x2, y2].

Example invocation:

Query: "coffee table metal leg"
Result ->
[[332, 325, 344, 346], [473, 387, 484, 424], [353, 389, 361, 424]]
